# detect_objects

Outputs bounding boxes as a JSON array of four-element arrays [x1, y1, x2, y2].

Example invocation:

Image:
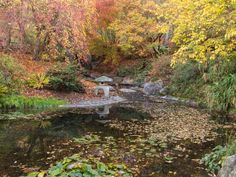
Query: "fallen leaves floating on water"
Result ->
[[107, 101, 219, 144]]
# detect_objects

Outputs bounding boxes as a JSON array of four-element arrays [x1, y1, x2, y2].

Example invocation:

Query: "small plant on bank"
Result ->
[[46, 63, 85, 92], [206, 74, 236, 114], [0, 83, 8, 96], [27, 73, 49, 89], [202, 139, 236, 175], [23, 154, 133, 177]]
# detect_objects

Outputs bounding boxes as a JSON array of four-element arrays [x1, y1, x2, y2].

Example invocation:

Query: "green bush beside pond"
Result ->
[[169, 54, 236, 115], [0, 54, 24, 96], [46, 63, 85, 93]]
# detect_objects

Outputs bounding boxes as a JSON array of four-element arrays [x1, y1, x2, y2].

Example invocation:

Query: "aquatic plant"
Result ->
[[74, 134, 101, 145], [202, 138, 236, 174], [23, 154, 132, 177]]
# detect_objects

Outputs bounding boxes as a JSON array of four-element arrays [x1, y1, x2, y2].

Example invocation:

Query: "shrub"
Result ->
[[206, 74, 236, 114], [0, 81, 8, 97], [169, 56, 236, 113], [0, 54, 24, 94], [171, 61, 201, 86], [117, 60, 152, 83], [46, 64, 85, 92], [27, 73, 49, 89], [23, 154, 132, 177], [169, 61, 205, 101]]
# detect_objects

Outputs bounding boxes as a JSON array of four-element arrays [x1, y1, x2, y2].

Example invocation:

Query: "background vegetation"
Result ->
[[0, 0, 236, 176]]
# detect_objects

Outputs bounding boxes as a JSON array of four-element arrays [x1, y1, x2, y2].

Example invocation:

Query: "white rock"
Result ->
[[119, 88, 137, 93]]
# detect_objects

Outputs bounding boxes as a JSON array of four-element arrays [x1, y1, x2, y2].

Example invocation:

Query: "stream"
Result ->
[[0, 93, 234, 177]]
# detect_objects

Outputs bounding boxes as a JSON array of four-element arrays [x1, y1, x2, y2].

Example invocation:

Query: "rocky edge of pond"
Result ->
[[218, 154, 236, 177]]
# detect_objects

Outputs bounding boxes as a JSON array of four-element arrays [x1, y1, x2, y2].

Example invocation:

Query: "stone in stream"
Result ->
[[119, 88, 137, 93], [159, 87, 168, 96], [143, 80, 164, 95], [218, 154, 236, 177]]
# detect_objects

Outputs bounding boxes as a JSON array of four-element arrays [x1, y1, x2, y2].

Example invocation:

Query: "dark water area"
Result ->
[[0, 103, 232, 177]]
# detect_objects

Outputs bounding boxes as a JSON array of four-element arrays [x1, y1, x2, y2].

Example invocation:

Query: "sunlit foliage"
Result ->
[[109, 0, 165, 58], [165, 0, 236, 64], [0, 0, 97, 62]]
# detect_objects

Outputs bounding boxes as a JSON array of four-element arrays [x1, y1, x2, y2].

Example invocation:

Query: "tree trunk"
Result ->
[[33, 35, 41, 61], [33, 31, 49, 61], [164, 25, 173, 46], [6, 23, 12, 49]]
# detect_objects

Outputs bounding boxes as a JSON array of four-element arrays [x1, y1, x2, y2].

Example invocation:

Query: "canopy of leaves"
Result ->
[[164, 0, 236, 64], [0, 0, 97, 61], [109, 0, 164, 58]]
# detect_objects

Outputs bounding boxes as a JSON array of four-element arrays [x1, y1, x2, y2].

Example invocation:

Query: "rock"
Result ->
[[95, 119, 111, 124], [119, 88, 137, 93], [90, 73, 99, 79], [159, 87, 168, 96], [113, 77, 123, 83], [143, 80, 164, 95], [218, 154, 236, 177], [121, 77, 135, 85]]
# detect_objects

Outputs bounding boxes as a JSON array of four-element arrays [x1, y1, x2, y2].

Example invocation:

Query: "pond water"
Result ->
[[0, 95, 233, 177]]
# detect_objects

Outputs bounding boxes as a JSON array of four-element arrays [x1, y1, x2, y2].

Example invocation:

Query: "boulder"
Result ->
[[119, 88, 137, 93], [143, 80, 164, 95], [121, 77, 135, 85], [159, 87, 168, 96], [218, 154, 236, 177], [113, 77, 123, 84]]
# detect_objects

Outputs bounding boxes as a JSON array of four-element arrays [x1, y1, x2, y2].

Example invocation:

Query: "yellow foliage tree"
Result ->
[[108, 0, 165, 58], [164, 0, 236, 64]]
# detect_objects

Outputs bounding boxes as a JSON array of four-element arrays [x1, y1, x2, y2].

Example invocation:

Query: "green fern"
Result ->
[[27, 73, 49, 89]]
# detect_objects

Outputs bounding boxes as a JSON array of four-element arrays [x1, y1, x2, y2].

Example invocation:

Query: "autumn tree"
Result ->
[[89, 0, 119, 65], [164, 0, 236, 64], [109, 0, 166, 58], [0, 0, 97, 63], [90, 0, 166, 65]]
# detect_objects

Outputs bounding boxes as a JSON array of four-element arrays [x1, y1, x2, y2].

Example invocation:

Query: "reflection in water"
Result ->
[[0, 104, 222, 177], [27, 121, 52, 156], [96, 105, 112, 118]]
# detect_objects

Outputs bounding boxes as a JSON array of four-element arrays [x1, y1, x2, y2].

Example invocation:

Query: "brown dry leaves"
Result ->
[[108, 101, 219, 144]]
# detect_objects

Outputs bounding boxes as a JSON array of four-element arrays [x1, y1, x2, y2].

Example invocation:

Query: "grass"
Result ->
[[0, 95, 65, 109]]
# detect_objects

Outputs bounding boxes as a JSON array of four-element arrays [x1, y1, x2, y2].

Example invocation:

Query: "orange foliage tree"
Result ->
[[0, 0, 97, 63]]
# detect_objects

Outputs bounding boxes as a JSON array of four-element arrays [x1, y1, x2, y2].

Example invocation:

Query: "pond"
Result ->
[[0, 95, 233, 177]]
